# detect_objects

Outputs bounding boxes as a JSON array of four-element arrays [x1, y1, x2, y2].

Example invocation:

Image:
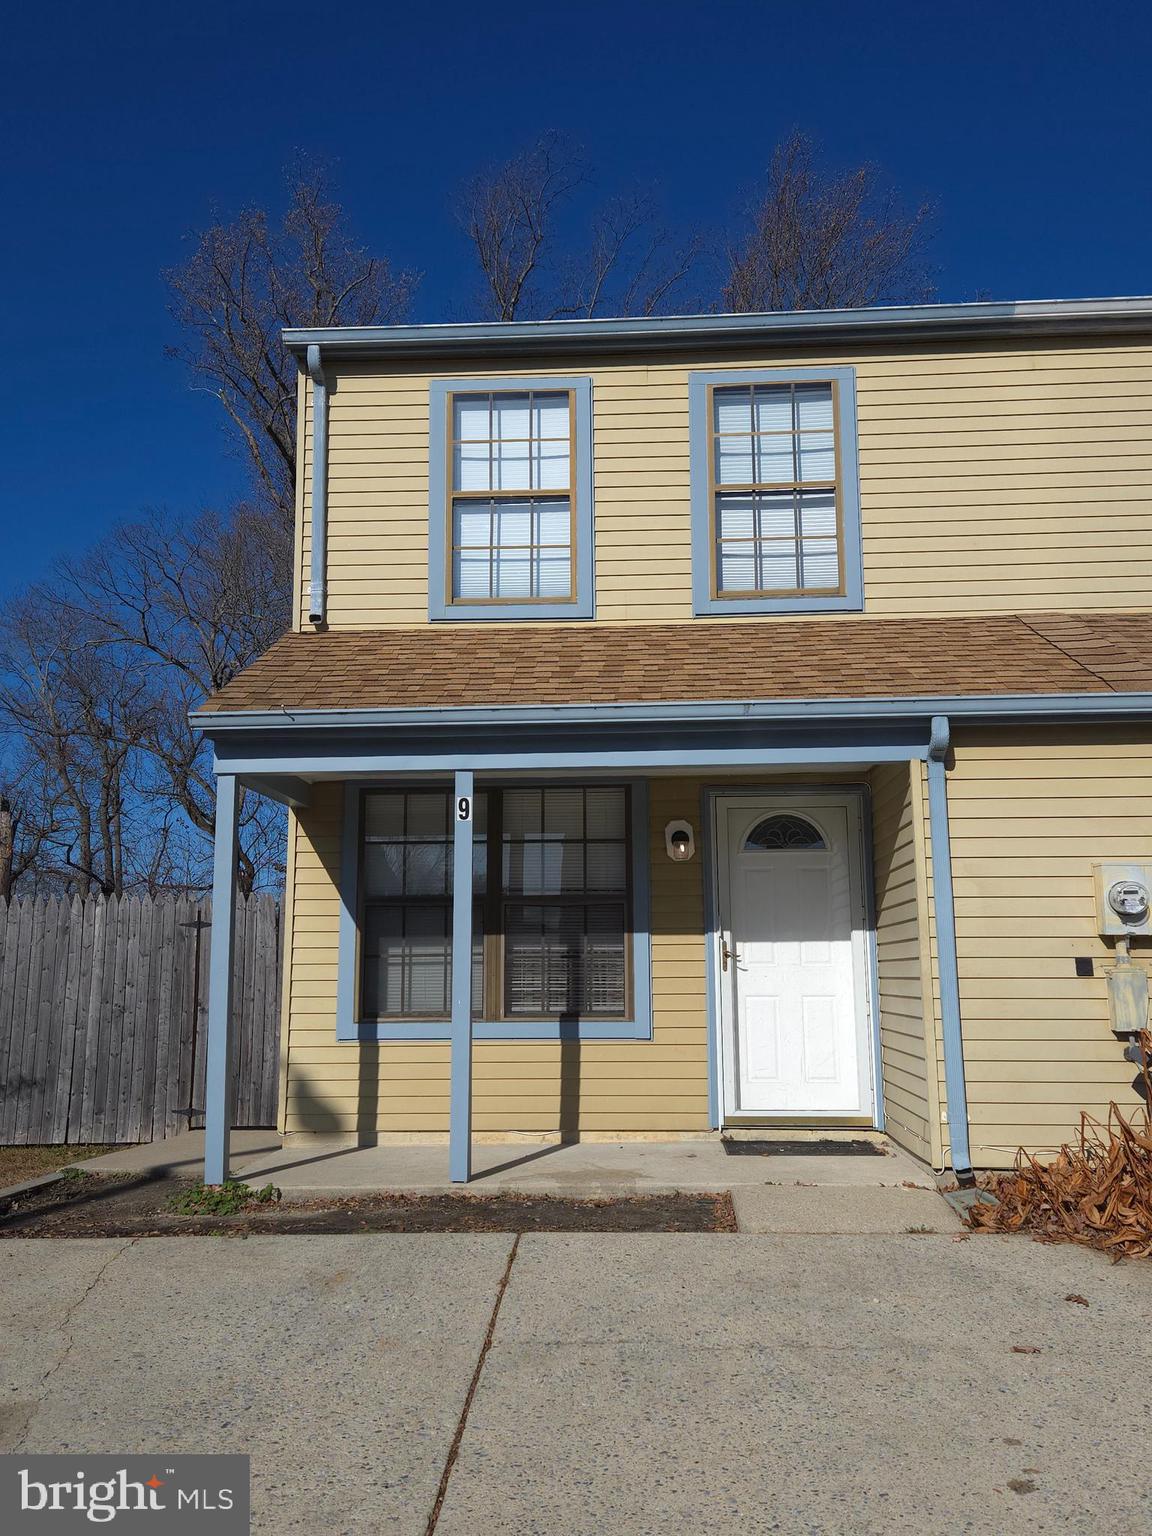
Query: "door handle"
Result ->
[[721, 940, 743, 972]]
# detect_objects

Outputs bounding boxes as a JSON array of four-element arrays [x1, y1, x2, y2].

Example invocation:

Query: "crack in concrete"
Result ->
[[14, 1238, 138, 1451], [424, 1235, 520, 1536]]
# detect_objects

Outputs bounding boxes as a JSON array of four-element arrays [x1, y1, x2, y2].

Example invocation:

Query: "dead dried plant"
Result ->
[[969, 1032, 1152, 1261]]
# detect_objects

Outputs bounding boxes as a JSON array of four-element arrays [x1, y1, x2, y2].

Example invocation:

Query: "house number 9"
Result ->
[[457, 796, 472, 822]]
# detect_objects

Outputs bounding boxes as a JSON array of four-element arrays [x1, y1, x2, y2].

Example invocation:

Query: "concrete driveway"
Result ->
[[2, 1228, 1150, 1535]]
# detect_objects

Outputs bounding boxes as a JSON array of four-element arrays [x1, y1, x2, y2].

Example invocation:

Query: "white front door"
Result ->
[[715, 794, 873, 1119]]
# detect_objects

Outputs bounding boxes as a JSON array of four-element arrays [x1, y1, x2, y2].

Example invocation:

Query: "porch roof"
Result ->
[[197, 611, 1152, 719]]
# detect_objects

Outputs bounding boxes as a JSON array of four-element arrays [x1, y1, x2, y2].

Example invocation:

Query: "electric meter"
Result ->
[[1094, 862, 1152, 937], [1108, 880, 1150, 923]]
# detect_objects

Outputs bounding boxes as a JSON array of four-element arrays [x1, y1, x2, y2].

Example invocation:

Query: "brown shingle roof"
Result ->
[[1020, 612, 1152, 692], [197, 613, 1152, 717]]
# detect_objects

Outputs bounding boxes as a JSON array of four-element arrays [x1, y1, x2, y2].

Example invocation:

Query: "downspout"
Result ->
[[306, 344, 328, 624], [927, 715, 975, 1186]]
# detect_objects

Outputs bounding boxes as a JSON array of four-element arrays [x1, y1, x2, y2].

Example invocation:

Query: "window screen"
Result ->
[[450, 392, 574, 602], [712, 382, 841, 597], [359, 785, 631, 1022]]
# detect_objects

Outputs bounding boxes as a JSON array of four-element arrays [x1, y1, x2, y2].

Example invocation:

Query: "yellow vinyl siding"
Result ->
[[297, 338, 1152, 629], [279, 748, 1152, 1163], [921, 725, 1152, 1169], [282, 779, 713, 1137], [868, 763, 938, 1164]]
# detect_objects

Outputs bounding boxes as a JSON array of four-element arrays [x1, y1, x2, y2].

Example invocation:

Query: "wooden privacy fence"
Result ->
[[0, 893, 282, 1145]]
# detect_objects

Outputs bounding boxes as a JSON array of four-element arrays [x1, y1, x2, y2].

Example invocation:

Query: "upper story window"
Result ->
[[429, 376, 594, 621], [453, 391, 573, 601], [689, 367, 863, 616]]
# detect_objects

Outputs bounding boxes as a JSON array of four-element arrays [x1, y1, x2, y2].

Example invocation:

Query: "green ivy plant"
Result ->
[[168, 1180, 281, 1216]]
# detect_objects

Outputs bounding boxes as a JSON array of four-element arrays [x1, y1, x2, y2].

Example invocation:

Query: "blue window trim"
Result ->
[[336, 778, 651, 1041], [428, 375, 595, 621], [689, 366, 863, 616]]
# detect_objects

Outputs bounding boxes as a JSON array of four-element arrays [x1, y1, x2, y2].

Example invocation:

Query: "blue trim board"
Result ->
[[336, 779, 653, 1044], [926, 717, 974, 1180], [858, 784, 886, 1131], [698, 787, 721, 1129], [689, 366, 863, 617], [204, 774, 240, 1185], [225, 746, 921, 777], [427, 375, 594, 622], [215, 719, 931, 782], [449, 770, 475, 1182], [336, 785, 361, 1042]]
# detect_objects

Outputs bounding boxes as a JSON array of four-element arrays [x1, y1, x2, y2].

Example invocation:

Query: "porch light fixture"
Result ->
[[665, 820, 696, 862]]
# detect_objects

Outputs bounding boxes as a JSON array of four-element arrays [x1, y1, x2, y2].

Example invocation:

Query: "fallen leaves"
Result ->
[[1011, 1345, 1042, 1354], [1064, 1293, 1089, 1307], [969, 1030, 1152, 1262]]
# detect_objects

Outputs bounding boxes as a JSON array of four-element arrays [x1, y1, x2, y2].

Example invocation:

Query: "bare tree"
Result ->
[[167, 163, 420, 524], [553, 193, 700, 319], [460, 137, 698, 320], [0, 795, 11, 899], [54, 505, 292, 894], [7, 165, 399, 900], [0, 596, 160, 895], [722, 131, 934, 313], [0, 765, 49, 899], [459, 134, 584, 321], [0, 502, 290, 897]]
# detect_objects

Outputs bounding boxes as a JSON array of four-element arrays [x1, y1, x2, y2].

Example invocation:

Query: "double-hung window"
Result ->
[[689, 367, 863, 615], [356, 784, 637, 1028], [429, 377, 594, 620]]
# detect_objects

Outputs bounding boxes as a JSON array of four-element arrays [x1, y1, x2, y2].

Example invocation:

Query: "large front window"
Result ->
[[360, 785, 631, 1022]]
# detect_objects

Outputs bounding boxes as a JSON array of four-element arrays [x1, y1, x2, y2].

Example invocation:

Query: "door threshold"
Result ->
[[722, 1117, 877, 1133]]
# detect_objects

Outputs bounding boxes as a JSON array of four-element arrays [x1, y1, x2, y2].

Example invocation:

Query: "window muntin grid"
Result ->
[[359, 785, 631, 1022], [711, 381, 843, 598], [448, 390, 576, 605]]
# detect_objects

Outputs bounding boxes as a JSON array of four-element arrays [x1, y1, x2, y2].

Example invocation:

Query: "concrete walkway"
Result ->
[[3, 1229, 1150, 1534], [78, 1128, 938, 1194], [76, 1131, 960, 1233]]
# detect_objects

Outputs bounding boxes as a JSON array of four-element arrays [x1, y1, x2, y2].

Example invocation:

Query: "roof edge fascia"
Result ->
[[191, 691, 1152, 735]]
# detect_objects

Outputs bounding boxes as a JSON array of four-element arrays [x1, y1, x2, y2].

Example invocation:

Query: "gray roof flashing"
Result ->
[[283, 296, 1152, 361]]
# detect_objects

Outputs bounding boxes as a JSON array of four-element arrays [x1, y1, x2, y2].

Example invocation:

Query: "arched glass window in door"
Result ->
[[744, 813, 826, 851]]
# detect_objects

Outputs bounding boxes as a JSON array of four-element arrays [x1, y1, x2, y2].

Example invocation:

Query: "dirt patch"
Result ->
[[0, 1146, 117, 1187], [0, 1173, 737, 1237]]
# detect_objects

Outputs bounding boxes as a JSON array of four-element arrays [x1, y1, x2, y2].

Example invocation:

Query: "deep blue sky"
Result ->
[[2, 0, 1148, 598]]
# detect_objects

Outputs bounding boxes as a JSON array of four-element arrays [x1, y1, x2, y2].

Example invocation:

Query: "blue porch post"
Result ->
[[926, 717, 975, 1185], [449, 770, 475, 1183], [204, 773, 240, 1186]]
